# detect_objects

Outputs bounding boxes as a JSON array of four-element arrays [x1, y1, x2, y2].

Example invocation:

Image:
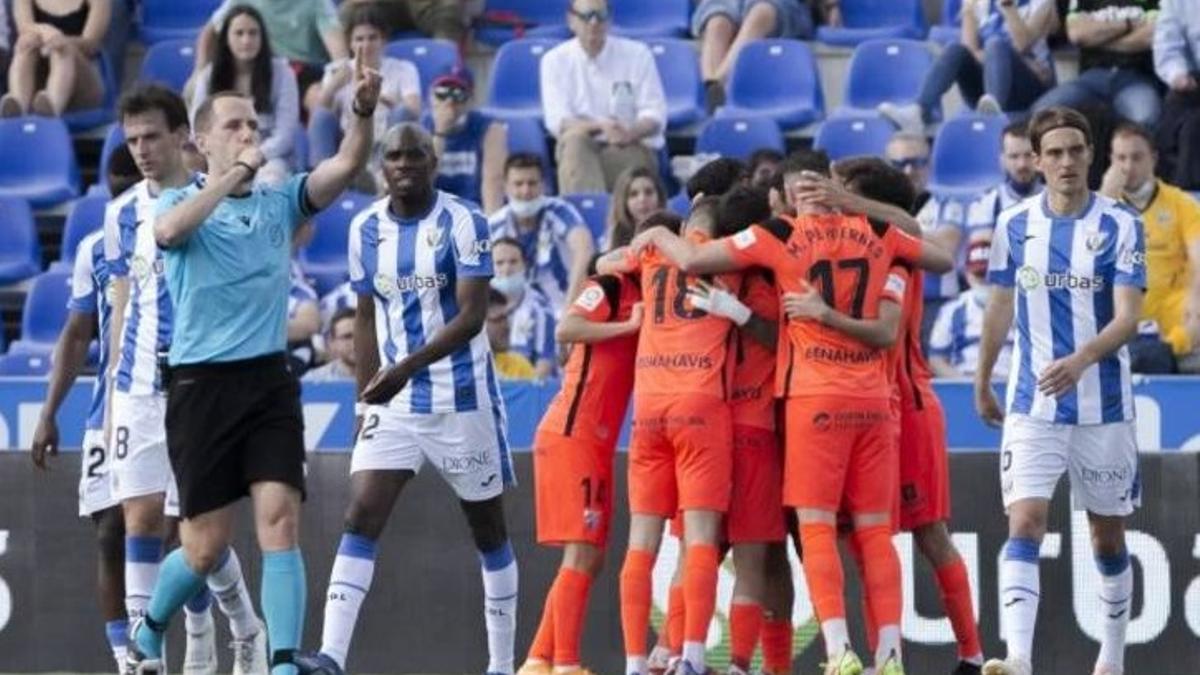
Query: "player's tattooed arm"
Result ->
[[631, 227, 741, 275], [32, 311, 97, 469], [594, 246, 639, 275], [793, 171, 922, 236], [556, 304, 644, 343], [783, 287, 902, 348]]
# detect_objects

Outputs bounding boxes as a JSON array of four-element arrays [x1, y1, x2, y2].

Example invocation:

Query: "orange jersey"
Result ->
[[538, 273, 640, 447], [730, 270, 779, 431], [725, 214, 923, 400], [888, 265, 938, 412], [634, 231, 741, 400]]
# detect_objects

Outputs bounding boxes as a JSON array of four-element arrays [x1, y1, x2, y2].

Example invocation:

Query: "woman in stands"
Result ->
[[189, 4, 299, 185], [604, 166, 667, 251], [1, 0, 110, 117]]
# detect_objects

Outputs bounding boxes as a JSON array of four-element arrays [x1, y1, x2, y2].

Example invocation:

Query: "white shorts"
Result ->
[[78, 429, 119, 517], [351, 403, 514, 502], [110, 390, 180, 517], [1000, 414, 1141, 517]]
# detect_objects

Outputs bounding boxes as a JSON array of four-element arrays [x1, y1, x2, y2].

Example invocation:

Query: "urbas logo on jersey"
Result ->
[[1016, 265, 1105, 292], [374, 273, 451, 298]]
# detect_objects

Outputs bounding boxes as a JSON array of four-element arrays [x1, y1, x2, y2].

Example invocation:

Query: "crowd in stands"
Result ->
[[0, 0, 1199, 380]]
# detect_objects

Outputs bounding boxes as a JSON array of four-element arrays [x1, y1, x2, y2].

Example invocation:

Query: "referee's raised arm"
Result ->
[[305, 44, 383, 211]]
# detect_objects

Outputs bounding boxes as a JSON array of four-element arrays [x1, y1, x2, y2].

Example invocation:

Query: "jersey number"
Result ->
[[86, 446, 105, 479], [114, 427, 129, 460], [581, 476, 605, 507], [650, 268, 707, 324], [808, 257, 870, 319]]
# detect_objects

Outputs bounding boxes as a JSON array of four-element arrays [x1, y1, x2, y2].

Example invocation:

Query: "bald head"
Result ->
[[382, 122, 434, 156]]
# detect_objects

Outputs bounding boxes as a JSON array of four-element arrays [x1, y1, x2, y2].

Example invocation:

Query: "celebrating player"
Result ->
[[974, 107, 1146, 675], [123, 48, 381, 674], [295, 122, 518, 675]]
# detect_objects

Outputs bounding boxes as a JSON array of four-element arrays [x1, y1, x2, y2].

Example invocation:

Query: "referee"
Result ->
[[125, 51, 381, 674]]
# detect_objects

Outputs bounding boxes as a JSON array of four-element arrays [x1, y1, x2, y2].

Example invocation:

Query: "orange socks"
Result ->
[[760, 617, 793, 674], [552, 567, 592, 667], [527, 577, 556, 663], [852, 525, 902, 629], [729, 602, 763, 670], [797, 522, 845, 622], [846, 532, 878, 652], [666, 582, 685, 655], [682, 544, 720, 644], [936, 558, 983, 662], [620, 548, 656, 659]]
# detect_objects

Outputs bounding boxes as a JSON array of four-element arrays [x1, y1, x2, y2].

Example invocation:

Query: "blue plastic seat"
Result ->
[[0, 197, 41, 285], [0, 118, 80, 207], [816, 0, 926, 47], [481, 38, 561, 122], [717, 39, 823, 130], [384, 38, 460, 98], [839, 39, 936, 118], [9, 270, 72, 355], [63, 52, 118, 132], [927, 114, 1006, 199], [505, 116, 556, 195], [140, 0, 222, 44], [610, 0, 689, 38], [58, 194, 109, 268], [647, 38, 705, 130], [139, 39, 197, 92], [97, 125, 126, 196], [560, 193, 609, 243], [929, 0, 963, 44], [302, 191, 376, 295], [695, 117, 785, 161], [475, 0, 571, 46], [668, 191, 691, 217], [0, 353, 51, 376], [813, 114, 896, 160]]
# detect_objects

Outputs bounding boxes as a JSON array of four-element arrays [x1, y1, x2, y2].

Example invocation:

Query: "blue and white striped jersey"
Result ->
[[68, 229, 113, 431], [917, 193, 968, 300], [988, 192, 1147, 425], [966, 179, 1044, 238], [488, 197, 590, 315], [507, 284, 557, 372], [928, 289, 1014, 378], [103, 180, 173, 395], [348, 191, 499, 413], [319, 281, 358, 331]]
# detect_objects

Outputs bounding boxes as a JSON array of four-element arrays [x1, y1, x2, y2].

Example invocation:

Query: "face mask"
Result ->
[[508, 195, 545, 219], [1127, 179, 1155, 204], [490, 274, 525, 298], [970, 284, 990, 304]]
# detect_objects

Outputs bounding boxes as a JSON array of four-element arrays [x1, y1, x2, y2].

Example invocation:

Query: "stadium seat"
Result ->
[[647, 38, 705, 130], [139, 39, 197, 92], [668, 191, 691, 217], [505, 116, 556, 195], [57, 194, 109, 269], [0, 118, 80, 207], [98, 125, 125, 195], [481, 38, 561, 122], [813, 113, 896, 160], [9, 270, 72, 355], [610, 0, 689, 38], [839, 39, 937, 118], [816, 0, 926, 47], [929, 0, 963, 44], [139, 0, 222, 43], [62, 52, 118, 132], [384, 38, 460, 97], [695, 117, 785, 161], [927, 114, 1006, 199], [0, 353, 51, 376], [561, 192, 609, 243], [717, 39, 824, 130], [302, 191, 376, 295], [475, 0, 571, 46], [0, 197, 41, 285]]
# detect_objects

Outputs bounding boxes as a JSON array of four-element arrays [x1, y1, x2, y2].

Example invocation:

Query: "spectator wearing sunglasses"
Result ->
[[540, 0, 668, 194], [886, 131, 969, 350], [424, 65, 507, 213]]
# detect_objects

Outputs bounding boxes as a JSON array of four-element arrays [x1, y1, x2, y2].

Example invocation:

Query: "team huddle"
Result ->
[[30, 42, 1146, 675]]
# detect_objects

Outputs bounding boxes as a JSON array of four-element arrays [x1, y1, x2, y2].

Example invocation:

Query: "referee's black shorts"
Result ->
[[165, 352, 306, 519]]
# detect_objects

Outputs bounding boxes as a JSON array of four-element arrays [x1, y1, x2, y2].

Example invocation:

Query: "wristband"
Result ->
[[352, 100, 375, 118], [234, 161, 257, 177]]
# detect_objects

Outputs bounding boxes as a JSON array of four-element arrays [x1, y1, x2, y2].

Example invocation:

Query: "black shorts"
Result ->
[[165, 352, 306, 519]]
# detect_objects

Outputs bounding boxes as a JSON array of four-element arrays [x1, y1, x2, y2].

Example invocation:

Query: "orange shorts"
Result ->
[[533, 429, 615, 546], [783, 396, 898, 514], [898, 398, 950, 531], [727, 425, 786, 543], [629, 394, 733, 518]]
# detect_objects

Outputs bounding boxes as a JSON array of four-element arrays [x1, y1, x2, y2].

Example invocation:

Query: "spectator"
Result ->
[[319, 280, 356, 332], [190, 4, 300, 186], [965, 120, 1044, 238], [303, 307, 356, 382], [424, 66, 506, 213], [340, 0, 467, 44], [487, 288, 537, 380], [491, 237, 558, 380], [540, 0, 668, 193], [1099, 122, 1200, 372], [1152, 0, 1200, 190], [880, 0, 1059, 131], [685, 156, 748, 199], [747, 148, 784, 190], [692, 0, 815, 112], [929, 239, 1014, 379], [0, 1, 11, 95], [287, 262, 321, 375], [604, 165, 667, 251], [488, 153, 595, 315], [1032, 0, 1161, 128], [195, 0, 347, 114], [1, 0, 110, 117], [886, 131, 968, 348]]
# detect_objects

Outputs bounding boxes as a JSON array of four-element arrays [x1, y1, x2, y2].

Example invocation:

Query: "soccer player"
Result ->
[[520, 237, 643, 675], [633, 176, 953, 675], [103, 85, 266, 674], [295, 122, 518, 675], [124, 51, 382, 674], [974, 108, 1146, 675]]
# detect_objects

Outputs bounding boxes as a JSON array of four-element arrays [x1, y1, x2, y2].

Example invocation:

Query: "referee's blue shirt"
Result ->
[[158, 173, 316, 366]]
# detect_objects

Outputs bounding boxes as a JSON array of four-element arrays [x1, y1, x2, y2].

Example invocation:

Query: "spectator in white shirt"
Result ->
[[1153, 0, 1200, 190], [964, 119, 1043, 238], [491, 238, 558, 379], [540, 0, 668, 193], [489, 153, 595, 316], [304, 308, 356, 382], [929, 239, 1014, 379]]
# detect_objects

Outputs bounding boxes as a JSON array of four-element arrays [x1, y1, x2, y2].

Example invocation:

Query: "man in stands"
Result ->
[[965, 121, 1044, 239], [303, 308, 356, 382], [930, 239, 1015, 380], [426, 66, 507, 214]]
